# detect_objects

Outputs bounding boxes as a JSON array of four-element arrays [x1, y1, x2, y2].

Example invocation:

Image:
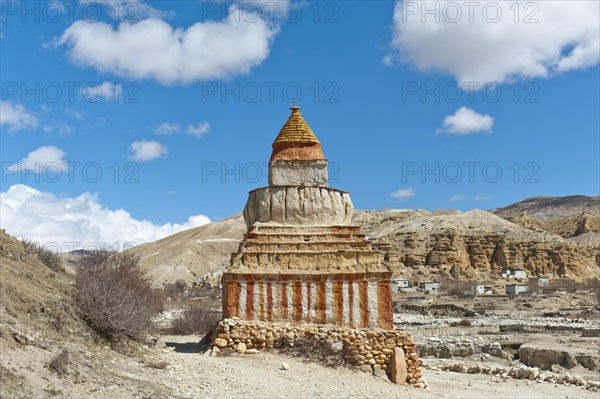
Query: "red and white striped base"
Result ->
[[222, 272, 393, 329]]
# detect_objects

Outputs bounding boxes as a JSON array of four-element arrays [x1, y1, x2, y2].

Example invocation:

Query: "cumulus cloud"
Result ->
[[57, 5, 278, 85], [130, 140, 167, 161], [0, 101, 38, 132], [390, 187, 415, 200], [0, 184, 211, 252], [79, 0, 173, 20], [186, 122, 210, 138], [155, 122, 180, 134], [387, 1, 600, 86], [436, 107, 494, 135], [18, 146, 68, 172]]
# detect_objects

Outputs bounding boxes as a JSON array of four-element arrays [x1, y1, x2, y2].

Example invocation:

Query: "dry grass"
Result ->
[[48, 348, 70, 377]]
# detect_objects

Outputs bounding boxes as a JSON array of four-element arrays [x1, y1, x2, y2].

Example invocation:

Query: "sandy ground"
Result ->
[[148, 335, 595, 399], [2, 334, 597, 399]]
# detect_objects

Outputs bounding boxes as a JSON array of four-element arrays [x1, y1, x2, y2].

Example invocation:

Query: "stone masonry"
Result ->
[[209, 318, 425, 387]]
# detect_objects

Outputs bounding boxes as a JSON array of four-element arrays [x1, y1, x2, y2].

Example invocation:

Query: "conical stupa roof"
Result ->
[[272, 105, 320, 146]]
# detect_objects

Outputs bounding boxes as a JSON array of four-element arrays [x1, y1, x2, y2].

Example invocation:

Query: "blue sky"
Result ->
[[1, 0, 599, 248]]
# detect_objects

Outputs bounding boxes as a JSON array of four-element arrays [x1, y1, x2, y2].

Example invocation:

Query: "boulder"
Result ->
[[391, 347, 408, 384]]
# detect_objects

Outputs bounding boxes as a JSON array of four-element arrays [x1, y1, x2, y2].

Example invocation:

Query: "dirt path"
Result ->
[[2, 334, 596, 398], [146, 335, 595, 399]]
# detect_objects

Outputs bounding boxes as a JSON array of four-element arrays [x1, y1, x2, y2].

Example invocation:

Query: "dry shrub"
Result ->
[[170, 306, 220, 335], [48, 348, 69, 376], [21, 239, 64, 272], [75, 251, 163, 342]]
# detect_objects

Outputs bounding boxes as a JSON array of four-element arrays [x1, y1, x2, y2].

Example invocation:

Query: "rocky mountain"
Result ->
[[491, 195, 600, 220], [356, 209, 599, 282], [491, 195, 600, 247], [133, 199, 600, 286]]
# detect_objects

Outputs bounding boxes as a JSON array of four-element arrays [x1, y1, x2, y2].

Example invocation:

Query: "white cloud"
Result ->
[[0, 184, 211, 252], [59, 123, 75, 135], [155, 121, 210, 137], [449, 194, 466, 202], [81, 81, 123, 102], [65, 109, 86, 120], [187, 122, 210, 138], [436, 107, 493, 135], [390, 187, 415, 200], [41, 122, 76, 135], [57, 5, 278, 85], [387, 1, 600, 86], [79, 0, 173, 20], [155, 122, 181, 134], [130, 140, 167, 162], [0, 101, 38, 132], [474, 194, 492, 201], [236, 0, 291, 20], [18, 146, 68, 172]]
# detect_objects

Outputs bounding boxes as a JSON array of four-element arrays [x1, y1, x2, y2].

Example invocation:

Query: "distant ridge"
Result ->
[[127, 196, 600, 286], [491, 195, 600, 220]]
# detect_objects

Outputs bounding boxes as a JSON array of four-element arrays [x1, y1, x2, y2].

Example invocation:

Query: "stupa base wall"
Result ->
[[222, 272, 393, 329], [208, 319, 426, 387]]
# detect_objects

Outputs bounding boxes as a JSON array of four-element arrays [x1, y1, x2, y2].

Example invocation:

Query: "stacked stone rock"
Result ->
[[222, 105, 393, 329], [210, 318, 425, 387]]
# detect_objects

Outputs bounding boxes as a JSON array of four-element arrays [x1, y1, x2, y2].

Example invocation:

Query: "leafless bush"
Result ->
[[75, 251, 163, 342], [48, 348, 69, 377], [21, 239, 64, 272], [170, 306, 220, 335]]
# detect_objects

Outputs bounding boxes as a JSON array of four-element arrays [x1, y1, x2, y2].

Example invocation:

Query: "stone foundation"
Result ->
[[208, 318, 425, 387], [222, 272, 393, 329]]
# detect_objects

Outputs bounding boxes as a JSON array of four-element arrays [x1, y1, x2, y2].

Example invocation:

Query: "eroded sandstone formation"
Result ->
[[354, 209, 600, 280], [374, 233, 599, 279]]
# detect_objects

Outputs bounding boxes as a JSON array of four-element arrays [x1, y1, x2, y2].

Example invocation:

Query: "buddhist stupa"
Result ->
[[222, 105, 393, 329]]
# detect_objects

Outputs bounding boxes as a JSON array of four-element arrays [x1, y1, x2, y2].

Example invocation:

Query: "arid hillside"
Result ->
[[131, 197, 600, 287], [491, 195, 600, 248], [491, 195, 600, 220], [357, 208, 599, 282], [0, 230, 176, 398]]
